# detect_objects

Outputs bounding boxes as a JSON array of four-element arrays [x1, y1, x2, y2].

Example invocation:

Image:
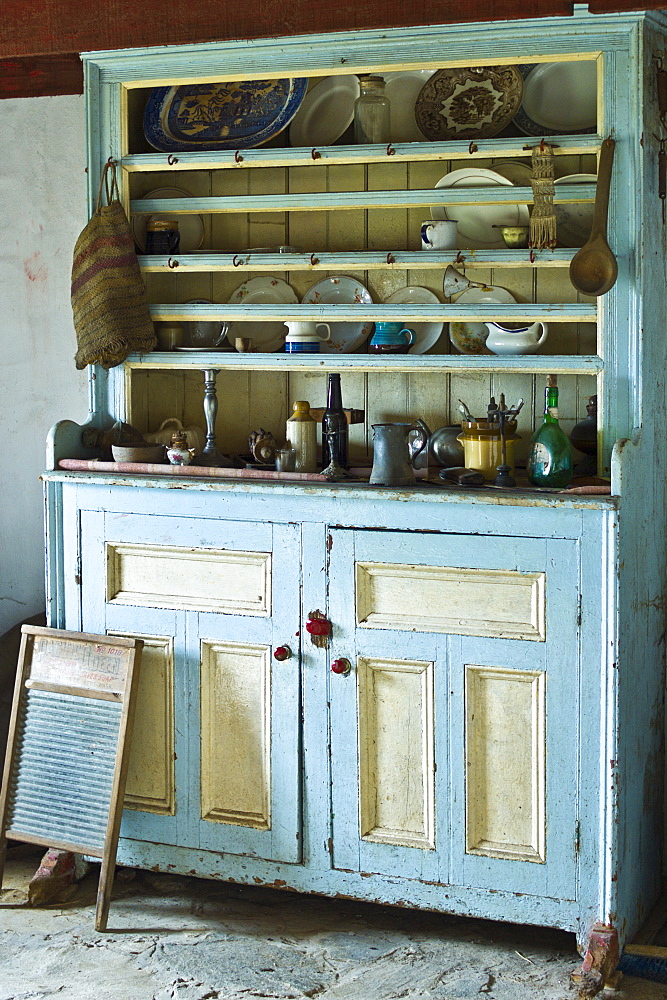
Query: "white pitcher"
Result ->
[[284, 321, 331, 354], [484, 321, 549, 355]]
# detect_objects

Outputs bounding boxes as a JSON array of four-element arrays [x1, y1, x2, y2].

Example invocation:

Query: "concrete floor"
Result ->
[[1, 845, 665, 1000]]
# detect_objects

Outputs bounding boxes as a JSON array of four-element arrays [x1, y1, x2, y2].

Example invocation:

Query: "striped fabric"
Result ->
[[71, 199, 156, 370]]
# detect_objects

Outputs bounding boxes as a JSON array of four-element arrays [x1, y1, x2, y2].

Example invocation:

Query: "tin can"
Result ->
[[145, 219, 180, 254]]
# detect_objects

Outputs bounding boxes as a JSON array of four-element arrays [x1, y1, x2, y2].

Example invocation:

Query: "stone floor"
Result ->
[[1, 845, 666, 1000]]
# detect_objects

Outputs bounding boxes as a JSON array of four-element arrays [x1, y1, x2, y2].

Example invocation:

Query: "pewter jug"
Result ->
[[369, 422, 427, 486]]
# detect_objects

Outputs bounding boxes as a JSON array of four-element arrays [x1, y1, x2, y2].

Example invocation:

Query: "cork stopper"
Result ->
[[547, 373, 558, 388]]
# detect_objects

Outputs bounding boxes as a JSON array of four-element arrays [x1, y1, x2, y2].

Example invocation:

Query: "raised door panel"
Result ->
[[79, 509, 302, 865], [328, 528, 579, 902]]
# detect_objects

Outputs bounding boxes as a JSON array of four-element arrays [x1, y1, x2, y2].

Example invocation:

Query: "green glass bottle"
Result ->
[[526, 380, 573, 487]]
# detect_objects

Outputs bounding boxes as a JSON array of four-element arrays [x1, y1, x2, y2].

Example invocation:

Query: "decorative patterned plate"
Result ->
[[448, 285, 517, 355], [228, 277, 298, 352], [289, 75, 360, 147], [301, 276, 374, 354], [513, 61, 597, 136], [144, 78, 308, 152], [414, 65, 523, 140], [384, 286, 443, 354], [430, 167, 530, 250], [554, 173, 597, 247]]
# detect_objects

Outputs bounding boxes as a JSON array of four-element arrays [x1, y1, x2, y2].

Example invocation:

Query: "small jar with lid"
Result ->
[[354, 75, 390, 144], [145, 219, 180, 254], [286, 401, 317, 472]]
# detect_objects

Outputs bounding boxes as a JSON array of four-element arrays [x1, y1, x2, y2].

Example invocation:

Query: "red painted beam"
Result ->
[[0, 54, 82, 99], [0, 0, 574, 59]]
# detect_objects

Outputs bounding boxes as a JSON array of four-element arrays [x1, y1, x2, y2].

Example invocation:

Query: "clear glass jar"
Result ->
[[354, 75, 390, 144]]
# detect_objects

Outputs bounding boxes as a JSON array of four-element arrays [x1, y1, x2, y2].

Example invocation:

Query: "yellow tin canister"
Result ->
[[457, 419, 520, 480]]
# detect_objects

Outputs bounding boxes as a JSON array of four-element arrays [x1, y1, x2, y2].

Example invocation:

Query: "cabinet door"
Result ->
[[80, 510, 302, 864], [328, 528, 579, 901]]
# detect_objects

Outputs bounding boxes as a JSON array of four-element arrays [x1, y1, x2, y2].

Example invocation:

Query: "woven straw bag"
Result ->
[[72, 161, 157, 369]]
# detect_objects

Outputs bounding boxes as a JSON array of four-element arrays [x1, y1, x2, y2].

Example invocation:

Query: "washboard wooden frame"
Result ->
[[0, 625, 143, 930]]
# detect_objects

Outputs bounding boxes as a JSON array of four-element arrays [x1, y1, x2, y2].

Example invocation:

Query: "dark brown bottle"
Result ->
[[321, 374, 348, 469]]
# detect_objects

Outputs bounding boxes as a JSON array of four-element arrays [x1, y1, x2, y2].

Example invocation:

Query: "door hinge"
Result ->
[[327, 837, 333, 858], [74, 553, 82, 587], [576, 592, 582, 629], [574, 820, 581, 857]]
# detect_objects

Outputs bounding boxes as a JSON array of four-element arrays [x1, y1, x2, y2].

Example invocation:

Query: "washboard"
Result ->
[[0, 626, 143, 930]]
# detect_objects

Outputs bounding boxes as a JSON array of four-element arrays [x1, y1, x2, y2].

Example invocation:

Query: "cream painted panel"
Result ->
[[106, 542, 271, 615], [118, 634, 174, 815], [356, 562, 546, 640], [358, 657, 435, 849], [465, 665, 545, 863], [200, 640, 270, 829]]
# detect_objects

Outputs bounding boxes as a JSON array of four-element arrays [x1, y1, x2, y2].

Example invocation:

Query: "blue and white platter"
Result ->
[[144, 79, 309, 152]]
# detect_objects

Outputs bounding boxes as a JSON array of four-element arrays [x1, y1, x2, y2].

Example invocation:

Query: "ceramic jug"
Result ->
[[369, 422, 427, 486], [284, 321, 331, 353], [484, 321, 549, 355], [369, 322, 415, 354]]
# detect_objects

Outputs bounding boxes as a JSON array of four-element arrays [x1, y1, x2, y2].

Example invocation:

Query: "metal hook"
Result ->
[[529, 249, 536, 263], [167, 257, 179, 269], [311, 147, 322, 160], [468, 141, 478, 154], [106, 156, 115, 164], [386, 143, 396, 156], [455, 251, 465, 265], [233, 255, 244, 267], [386, 252, 396, 264], [310, 253, 320, 266], [234, 150, 244, 163], [167, 154, 179, 165]]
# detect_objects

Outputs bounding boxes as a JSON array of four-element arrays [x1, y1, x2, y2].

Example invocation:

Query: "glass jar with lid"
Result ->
[[353, 75, 390, 144]]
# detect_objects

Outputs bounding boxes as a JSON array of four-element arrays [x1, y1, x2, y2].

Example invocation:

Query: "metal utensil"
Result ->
[[569, 137, 618, 296]]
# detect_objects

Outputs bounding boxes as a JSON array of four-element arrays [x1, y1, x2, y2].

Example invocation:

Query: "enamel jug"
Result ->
[[369, 322, 415, 354], [369, 422, 427, 486], [484, 321, 548, 355]]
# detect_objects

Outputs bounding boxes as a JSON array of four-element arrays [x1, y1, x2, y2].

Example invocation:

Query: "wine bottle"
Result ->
[[526, 377, 573, 487], [321, 374, 348, 470]]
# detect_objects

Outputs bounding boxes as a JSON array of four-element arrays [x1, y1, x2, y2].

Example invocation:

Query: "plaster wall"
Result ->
[[0, 95, 88, 635]]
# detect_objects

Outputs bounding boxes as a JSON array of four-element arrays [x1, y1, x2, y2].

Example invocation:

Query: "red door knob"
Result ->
[[273, 645, 292, 661], [306, 615, 332, 637], [331, 657, 351, 676]]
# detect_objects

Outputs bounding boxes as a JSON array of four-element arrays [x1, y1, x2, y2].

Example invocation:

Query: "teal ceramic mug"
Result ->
[[370, 322, 416, 354]]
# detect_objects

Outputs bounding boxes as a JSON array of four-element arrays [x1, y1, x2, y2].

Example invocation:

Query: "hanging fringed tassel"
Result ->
[[530, 141, 557, 249]]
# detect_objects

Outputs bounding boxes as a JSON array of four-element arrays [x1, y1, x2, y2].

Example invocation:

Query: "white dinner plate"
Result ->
[[289, 75, 360, 147], [228, 276, 298, 352], [301, 275, 374, 353], [491, 159, 533, 186], [382, 70, 434, 143], [554, 173, 597, 247], [132, 187, 205, 253], [384, 286, 443, 353], [430, 168, 530, 250], [514, 61, 597, 135], [448, 285, 517, 355]]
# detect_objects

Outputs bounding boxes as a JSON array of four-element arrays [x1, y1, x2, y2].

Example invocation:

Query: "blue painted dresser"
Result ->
[[44, 8, 667, 968]]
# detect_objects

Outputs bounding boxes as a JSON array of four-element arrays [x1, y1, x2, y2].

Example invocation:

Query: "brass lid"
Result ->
[[146, 219, 179, 231]]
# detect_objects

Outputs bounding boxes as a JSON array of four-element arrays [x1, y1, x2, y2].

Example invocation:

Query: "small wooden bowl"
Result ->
[[112, 444, 166, 463]]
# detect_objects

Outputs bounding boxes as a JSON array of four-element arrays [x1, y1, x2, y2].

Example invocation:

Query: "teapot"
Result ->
[[484, 321, 548, 355], [283, 321, 331, 353]]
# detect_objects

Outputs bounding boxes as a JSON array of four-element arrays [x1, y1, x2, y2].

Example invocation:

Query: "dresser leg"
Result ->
[[571, 922, 622, 996]]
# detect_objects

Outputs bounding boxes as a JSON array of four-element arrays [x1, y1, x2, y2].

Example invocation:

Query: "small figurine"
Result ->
[[166, 430, 195, 466]]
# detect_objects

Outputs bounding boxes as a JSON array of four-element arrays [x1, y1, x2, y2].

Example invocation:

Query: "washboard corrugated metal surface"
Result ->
[[0, 626, 142, 930]]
